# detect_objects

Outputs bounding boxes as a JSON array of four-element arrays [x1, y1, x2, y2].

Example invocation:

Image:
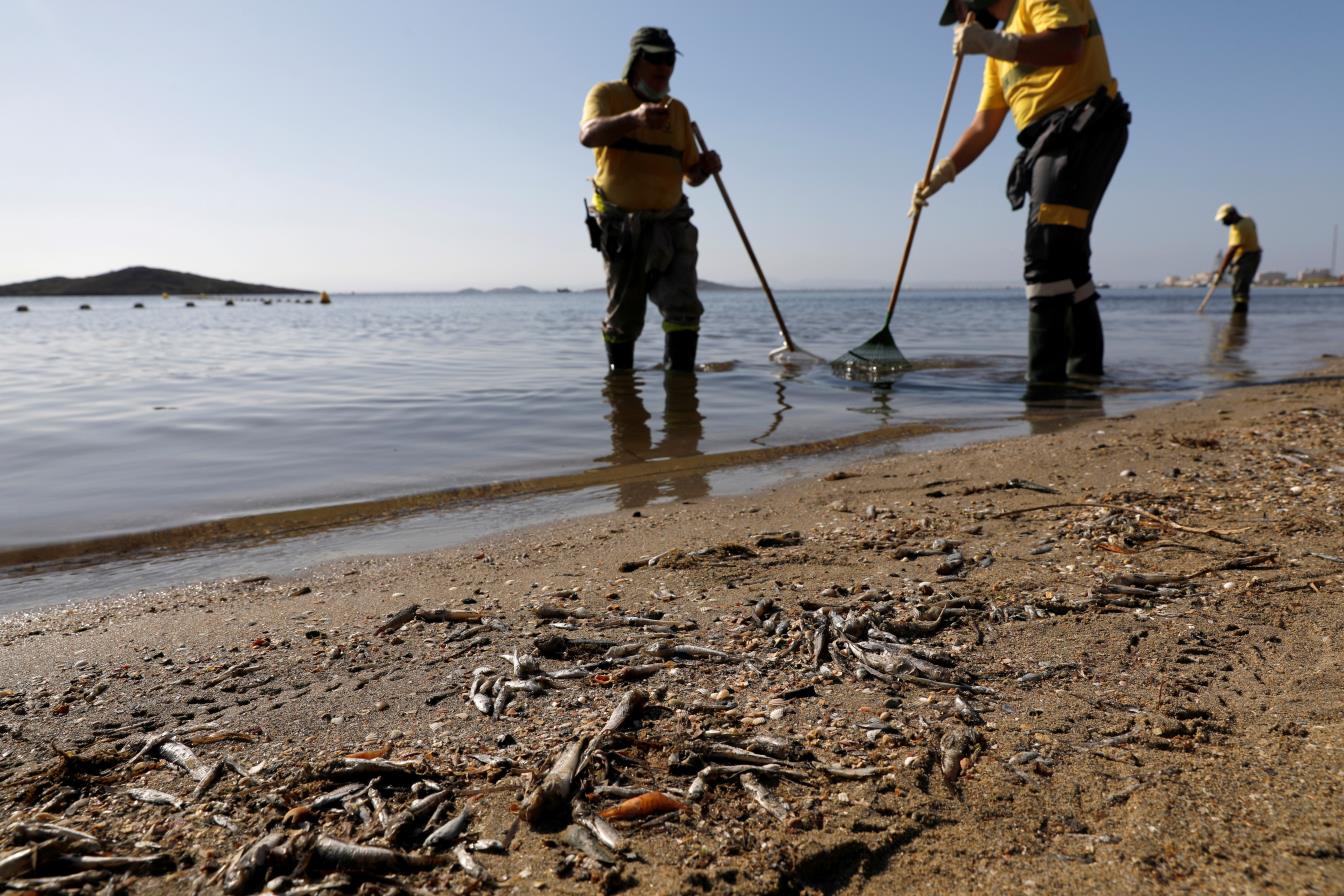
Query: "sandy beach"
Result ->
[[2, 357, 1342, 895]]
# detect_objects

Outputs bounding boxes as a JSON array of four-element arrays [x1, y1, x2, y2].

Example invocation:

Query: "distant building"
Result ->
[[1257, 271, 1288, 286], [1298, 267, 1335, 282]]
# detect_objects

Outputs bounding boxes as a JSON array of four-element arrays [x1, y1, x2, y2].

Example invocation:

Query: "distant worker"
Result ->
[[1212, 205, 1261, 315], [911, 0, 1130, 395], [579, 27, 722, 373]]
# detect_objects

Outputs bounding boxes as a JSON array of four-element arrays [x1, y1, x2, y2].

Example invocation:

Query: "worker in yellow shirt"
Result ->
[[579, 27, 722, 373], [912, 0, 1130, 397], [1212, 204, 1261, 315]]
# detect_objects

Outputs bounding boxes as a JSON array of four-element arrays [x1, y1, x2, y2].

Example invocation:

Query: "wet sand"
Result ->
[[2, 357, 1342, 894]]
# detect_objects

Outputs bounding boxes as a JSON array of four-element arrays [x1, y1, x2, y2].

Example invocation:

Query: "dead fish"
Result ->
[[308, 782, 365, 812], [534, 606, 595, 620], [386, 790, 453, 845], [416, 608, 483, 623], [454, 844, 492, 883], [126, 787, 184, 810], [302, 833, 440, 873], [705, 744, 786, 767], [223, 831, 287, 894], [742, 734, 803, 761], [952, 695, 985, 726], [521, 737, 588, 825], [598, 791, 688, 821], [502, 651, 543, 677], [61, 853, 170, 872], [10, 822, 101, 849], [323, 758, 426, 783], [190, 760, 228, 800], [575, 811, 625, 852], [939, 727, 981, 785], [602, 688, 648, 733], [212, 815, 239, 833], [740, 773, 789, 820], [612, 663, 664, 682], [644, 641, 739, 662], [0, 841, 63, 883], [375, 603, 419, 635], [561, 824, 618, 865], [533, 634, 618, 658], [157, 740, 209, 781], [424, 805, 473, 850], [820, 766, 884, 780]]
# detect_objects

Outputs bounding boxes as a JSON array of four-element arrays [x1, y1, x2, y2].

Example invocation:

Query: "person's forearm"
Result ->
[[579, 111, 639, 148], [684, 164, 711, 187], [947, 107, 1006, 173], [1014, 26, 1086, 67]]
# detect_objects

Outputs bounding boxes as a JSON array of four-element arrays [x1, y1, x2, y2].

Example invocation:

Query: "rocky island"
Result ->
[[0, 266, 310, 297]]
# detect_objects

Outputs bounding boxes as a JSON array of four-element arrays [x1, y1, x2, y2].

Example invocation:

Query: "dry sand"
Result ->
[[2, 358, 1342, 895]]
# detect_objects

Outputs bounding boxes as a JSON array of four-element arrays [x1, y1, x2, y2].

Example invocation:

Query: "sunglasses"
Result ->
[[642, 51, 676, 67]]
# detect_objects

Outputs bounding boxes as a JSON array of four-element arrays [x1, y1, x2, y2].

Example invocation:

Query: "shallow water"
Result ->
[[2, 286, 1340, 609]]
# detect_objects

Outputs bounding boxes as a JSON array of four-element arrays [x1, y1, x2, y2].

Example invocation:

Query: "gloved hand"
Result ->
[[954, 20, 1020, 60], [908, 157, 958, 217]]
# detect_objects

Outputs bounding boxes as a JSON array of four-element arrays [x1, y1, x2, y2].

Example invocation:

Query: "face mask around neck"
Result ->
[[635, 80, 670, 102]]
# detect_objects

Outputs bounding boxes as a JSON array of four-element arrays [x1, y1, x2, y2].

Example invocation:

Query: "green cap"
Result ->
[[622, 26, 679, 80], [940, 0, 996, 26]]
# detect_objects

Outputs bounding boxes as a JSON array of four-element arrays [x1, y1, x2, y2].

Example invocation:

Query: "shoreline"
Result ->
[[1, 357, 1341, 894]]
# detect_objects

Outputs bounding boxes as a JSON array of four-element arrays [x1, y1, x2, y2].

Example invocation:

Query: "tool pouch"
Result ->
[[584, 200, 603, 252], [1006, 87, 1130, 211]]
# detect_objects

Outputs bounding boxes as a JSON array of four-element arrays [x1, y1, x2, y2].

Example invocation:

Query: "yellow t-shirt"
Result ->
[[1228, 217, 1260, 254], [581, 81, 699, 212], [978, 0, 1118, 130]]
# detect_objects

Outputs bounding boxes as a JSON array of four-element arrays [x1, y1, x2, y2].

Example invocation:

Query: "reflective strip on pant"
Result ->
[[1025, 279, 1075, 301], [1037, 203, 1091, 229], [1073, 279, 1098, 303]]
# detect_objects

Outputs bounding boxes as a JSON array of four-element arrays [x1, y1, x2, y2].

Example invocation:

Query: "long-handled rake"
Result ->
[[1195, 272, 1224, 314], [691, 121, 822, 365], [832, 25, 970, 382]]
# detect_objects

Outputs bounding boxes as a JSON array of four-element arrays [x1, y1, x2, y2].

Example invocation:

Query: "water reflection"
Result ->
[[1207, 316, 1253, 381], [1021, 391, 1107, 436], [598, 372, 708, 507]]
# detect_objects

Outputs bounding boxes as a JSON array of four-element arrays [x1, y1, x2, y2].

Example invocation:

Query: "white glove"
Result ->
[[954, 20, 1020, 60], [908, 157, 958, 217]]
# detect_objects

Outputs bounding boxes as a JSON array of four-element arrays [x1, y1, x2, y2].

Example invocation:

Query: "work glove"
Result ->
[[954, 20, 1020, 60], [908, 157, 958, 218]]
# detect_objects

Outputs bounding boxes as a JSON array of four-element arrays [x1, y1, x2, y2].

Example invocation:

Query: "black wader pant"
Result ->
[[1230, 250, 1261, 313], [1010, 90, 1130, 384], [595, 199, 703, 346]]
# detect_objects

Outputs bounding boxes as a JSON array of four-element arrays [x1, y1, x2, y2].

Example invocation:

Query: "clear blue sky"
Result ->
[[1, 1, 1340, 291]]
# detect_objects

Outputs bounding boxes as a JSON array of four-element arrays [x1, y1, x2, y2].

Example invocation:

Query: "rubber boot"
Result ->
[[663, 330, 698, 373], [605, 339, 634, 372], [1024, 297, 1070, 401], [1066, 298, 1105, 381], [1230, 298, 1249, 316]]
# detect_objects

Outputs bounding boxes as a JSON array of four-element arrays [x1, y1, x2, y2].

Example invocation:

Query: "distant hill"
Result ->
[[447, 285, 540, 295], [0, 266, 310, 297]]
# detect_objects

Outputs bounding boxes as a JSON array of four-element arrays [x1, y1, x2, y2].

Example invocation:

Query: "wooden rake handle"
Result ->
[[690, 121, 798, 352], [882, 14, 974, 329]]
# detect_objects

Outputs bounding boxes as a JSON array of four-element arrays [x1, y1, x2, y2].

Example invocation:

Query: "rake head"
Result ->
[[830, 327, 912, 383]]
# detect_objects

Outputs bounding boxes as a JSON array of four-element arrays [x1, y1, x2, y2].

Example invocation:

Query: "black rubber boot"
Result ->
[[663, 330, 698, 373], [605, 340, 634, 372], [1024, 297, 1070, 401], [1066, 298, 1105, 381], [1231, 298, 1249, 316]]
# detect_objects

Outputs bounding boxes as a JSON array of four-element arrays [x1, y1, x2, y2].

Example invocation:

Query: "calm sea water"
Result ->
[[2, 286, 1340, 610]]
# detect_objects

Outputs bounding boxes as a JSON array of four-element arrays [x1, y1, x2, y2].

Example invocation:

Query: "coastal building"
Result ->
[[1256, 271, 1288, 286], [1298, 267, 1335, 283]]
